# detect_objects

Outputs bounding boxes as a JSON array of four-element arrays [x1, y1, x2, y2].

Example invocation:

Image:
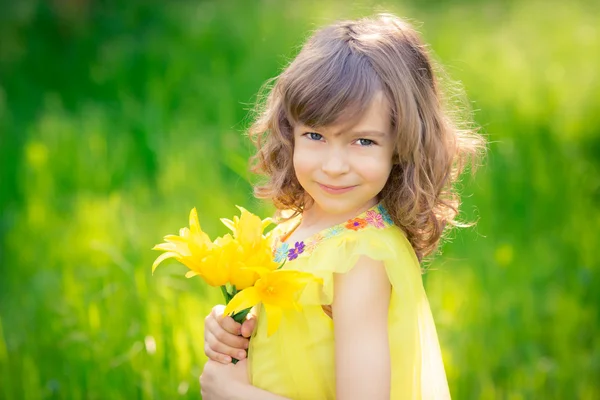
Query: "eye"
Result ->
[[304, 132, 323, 141], [356, 138, 376, 146]]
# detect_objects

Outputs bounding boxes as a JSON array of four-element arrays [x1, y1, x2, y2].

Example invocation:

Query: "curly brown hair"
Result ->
[[248, 14, 485, 260]]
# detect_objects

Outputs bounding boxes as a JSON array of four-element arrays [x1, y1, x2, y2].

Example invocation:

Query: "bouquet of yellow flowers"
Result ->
[[152, 207, 321, 347]]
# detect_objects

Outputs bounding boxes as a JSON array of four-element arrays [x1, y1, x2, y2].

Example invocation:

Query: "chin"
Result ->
[[310, 195, 373, 216]]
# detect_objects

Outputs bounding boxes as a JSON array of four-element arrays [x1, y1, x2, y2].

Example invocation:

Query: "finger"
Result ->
[[211, 305, 242, 335], [206, 329, 249, 361], [204, 334, 233, 364], [207, 315, 249, 349], [240, 317, 256, 338], [210, 328, 248, 350], [211, 304, 225, 317], [206, 310, 242, 340]]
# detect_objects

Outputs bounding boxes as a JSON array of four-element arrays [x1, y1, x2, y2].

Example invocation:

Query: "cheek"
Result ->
[[293, 142, 318, 175], [356, 153, 393, 185]]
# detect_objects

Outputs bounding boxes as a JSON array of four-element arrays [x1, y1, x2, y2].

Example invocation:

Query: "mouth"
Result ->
[[318, 183, 357, 194]]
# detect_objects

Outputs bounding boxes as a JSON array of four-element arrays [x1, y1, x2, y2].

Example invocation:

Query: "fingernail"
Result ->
[[243, 342, 249, 349], [237, 351, 246, 359], [223, 356, 231, 363]]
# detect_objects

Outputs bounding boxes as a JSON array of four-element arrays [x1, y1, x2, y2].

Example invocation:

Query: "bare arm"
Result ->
[[333, 255, 392, 400], [201, 359, 291, 400]]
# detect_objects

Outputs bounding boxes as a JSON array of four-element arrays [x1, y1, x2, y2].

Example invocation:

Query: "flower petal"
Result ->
[[255, 270, 322, 308], [236, 208, 263, 246], [223, 287, 261, 316], [291, 300, 303, 312], [158, 238, 191, 256], [235, 205, 247, 214], [151, 251, 179, 274], [261, 218, 273, 231], [152, 243, 177, 252], [164, 234, 189, 243], [189, 208, 201, 236], [220, 218, 235, 232], [185, 270, 199, 278], [263, 302, 282, 337]]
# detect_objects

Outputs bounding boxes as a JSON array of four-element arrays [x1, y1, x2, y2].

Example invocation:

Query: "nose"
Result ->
[[321, 146, 350, 176]]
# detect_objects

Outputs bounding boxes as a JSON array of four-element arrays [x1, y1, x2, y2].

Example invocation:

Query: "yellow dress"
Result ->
[[248, 204, 450, 399]]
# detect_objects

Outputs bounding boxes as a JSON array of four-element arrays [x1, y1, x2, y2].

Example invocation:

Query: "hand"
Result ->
[[200, 358, 250, 400], [204, 305, 256, 364]]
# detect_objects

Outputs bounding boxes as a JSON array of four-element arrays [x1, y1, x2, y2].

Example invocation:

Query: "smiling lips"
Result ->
[[318, 183, 357, 194]]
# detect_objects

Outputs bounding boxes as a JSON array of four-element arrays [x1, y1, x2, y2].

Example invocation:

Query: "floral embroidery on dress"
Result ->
[[365, 210, 385, 228], [288, 242, 305, 260], [274, 241, 290, 263], [345, 218, 368, 231], [378, 204, 394, 225], [323, 225, 344, 239], [305, 233, 324, 253], [273, 204, 393, 262]]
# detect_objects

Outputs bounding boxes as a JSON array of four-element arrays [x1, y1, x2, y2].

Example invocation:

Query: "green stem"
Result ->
[[219, 285, 230, 303], [230, 307, 251, 364], [232, 307, 251, 324]]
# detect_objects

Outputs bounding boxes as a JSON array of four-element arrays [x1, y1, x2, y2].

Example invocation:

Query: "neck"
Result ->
[[300, 197, 378, 230]]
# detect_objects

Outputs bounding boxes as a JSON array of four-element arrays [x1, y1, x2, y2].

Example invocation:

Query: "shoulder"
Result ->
[[307, 218, 418, 277], [335, 222, 417, 265], [333, 255, 390, 302], [301, 224, 415, 301]]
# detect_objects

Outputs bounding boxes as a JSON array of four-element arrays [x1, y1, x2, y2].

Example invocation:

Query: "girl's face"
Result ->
[[293, 91, 395, 218]]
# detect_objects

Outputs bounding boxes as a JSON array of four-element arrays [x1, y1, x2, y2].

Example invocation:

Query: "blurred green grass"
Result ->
[[0, 0, 599, 398]]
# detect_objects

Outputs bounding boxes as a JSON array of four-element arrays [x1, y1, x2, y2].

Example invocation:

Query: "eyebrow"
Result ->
[[299, 124, 389, 137], [333, 130, 388, 137]]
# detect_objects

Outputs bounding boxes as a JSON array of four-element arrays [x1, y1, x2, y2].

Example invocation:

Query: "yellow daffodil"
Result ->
[[221, 206, 273, 250], [152, 208, 229, 286], [223, 270, 322, 336], [221, 206, 278, 289], [232, 241, 280, 289], [207, 233, 262, 290]]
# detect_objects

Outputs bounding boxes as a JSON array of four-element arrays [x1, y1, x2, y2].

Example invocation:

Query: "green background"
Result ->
[[1, 0, 598, 398]]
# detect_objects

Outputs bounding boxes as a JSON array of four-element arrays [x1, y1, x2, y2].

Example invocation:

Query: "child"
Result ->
[[200, 13, 484, 400]]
